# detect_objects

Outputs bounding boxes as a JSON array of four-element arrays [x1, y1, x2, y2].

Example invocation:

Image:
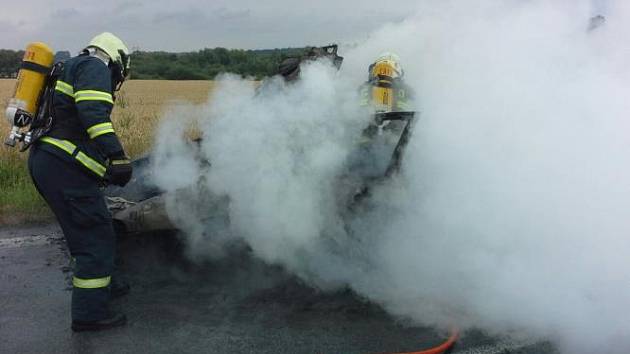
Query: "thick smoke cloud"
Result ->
[[151, 1, 630, 353]]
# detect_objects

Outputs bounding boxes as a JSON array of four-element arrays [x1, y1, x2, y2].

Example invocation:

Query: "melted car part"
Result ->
[[277, 44, 344, 82]]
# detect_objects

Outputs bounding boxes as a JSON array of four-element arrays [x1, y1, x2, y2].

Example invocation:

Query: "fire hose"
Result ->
[[393, 328, 459, 354]]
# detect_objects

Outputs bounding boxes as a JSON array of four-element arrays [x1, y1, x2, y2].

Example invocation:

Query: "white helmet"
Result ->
[[87, 32, 130, 81], [370, 52, 403, 80]]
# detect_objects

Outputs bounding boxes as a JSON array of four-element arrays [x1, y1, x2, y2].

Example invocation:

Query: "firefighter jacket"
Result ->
[[37, 54, 125, 179], [359, 78, 414, 112]]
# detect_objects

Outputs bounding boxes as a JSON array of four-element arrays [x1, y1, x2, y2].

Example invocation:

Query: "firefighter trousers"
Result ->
[[28, 146, 115, 322]]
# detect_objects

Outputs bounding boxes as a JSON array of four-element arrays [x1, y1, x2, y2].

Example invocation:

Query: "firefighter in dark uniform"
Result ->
[[28, 32, 132, 332]]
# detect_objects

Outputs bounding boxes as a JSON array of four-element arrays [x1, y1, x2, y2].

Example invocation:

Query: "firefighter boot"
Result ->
[[71, 312, 127, 332]]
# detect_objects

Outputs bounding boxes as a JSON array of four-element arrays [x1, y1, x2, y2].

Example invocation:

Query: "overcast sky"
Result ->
[[2, 0, 612, 52], [1, 0, 428, 52]]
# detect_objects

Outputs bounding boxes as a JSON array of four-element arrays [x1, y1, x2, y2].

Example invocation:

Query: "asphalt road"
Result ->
[[0, 224, 558, 354]]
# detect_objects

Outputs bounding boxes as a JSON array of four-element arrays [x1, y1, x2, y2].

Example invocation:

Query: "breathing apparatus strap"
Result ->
[[20, 62, 64, 151], [370, 74, 394, 89], [20, 61, 51, 75]]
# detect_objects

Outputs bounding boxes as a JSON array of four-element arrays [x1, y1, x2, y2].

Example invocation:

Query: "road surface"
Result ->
[[0, 224, 558, 354]]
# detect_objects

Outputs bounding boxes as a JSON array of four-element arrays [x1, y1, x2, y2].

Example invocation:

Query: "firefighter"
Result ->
[[27, 32, 132, 332], [348, 53, 416, 183], [359, 52, 413, 113]]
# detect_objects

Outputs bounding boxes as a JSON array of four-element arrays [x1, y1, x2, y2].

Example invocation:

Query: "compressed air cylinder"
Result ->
[[5, 42, 54, 125], [371, 85, 393, 113], [370, 61, 395, 113]]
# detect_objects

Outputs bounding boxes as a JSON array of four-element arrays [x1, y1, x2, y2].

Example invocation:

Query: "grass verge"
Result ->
[[0, 152, 52, 225]]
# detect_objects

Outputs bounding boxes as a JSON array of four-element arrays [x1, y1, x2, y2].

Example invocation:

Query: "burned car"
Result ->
[[105, 113, 416, 235], [105, 46, 417, 235]]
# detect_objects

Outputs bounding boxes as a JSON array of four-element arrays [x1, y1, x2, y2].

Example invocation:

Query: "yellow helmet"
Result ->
[[369, 52, 402, 81], [87, 32, 130, 79]]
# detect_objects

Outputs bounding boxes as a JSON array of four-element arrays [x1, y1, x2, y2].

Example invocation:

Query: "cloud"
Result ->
[[50, 8, 81, 18], [113, 0, 145, 14], [1, 0, 426, 50], [215, 7, 251, 21], [152, 8, 212, 29]]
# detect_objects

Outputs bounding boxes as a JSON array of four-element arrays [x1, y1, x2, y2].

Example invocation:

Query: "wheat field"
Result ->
[[0, 79, 216, 224]]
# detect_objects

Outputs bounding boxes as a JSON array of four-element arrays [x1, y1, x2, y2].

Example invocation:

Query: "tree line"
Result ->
[[0, 50, 24, 78], [0, 47, 307, 80]]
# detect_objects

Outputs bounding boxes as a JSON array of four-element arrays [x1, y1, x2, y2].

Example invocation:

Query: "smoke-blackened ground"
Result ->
[[151, 1, 630, 353]]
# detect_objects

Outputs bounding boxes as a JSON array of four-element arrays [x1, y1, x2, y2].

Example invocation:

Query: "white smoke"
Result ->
[[152, 1, 630, 353]]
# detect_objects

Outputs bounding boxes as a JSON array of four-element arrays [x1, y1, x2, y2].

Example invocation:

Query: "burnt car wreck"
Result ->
[[105, 45, 417, 236]]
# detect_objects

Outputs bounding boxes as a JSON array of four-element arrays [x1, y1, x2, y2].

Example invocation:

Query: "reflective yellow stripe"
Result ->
[[86, 122, 115, 139], [54, 83, 114, 105], [397, 101, 411, 110], [39, 137, 106, 177], [40, 136, 76, 154], [111, 159, 130, 165], [74, 90, 114, 104], [359, 87, 371, 106], [55, 80, 74, 97], [73, 276, 111, 289], [76, 152, 107, 177]]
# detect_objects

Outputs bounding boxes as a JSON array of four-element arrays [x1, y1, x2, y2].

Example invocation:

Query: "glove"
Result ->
[[105, 157, 133, 187]]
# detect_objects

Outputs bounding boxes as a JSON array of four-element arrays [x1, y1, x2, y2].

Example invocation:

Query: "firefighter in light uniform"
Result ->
[[349, 53, 414, 181], [28, 32, 132, 332], [359, 52, 413, 113]]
